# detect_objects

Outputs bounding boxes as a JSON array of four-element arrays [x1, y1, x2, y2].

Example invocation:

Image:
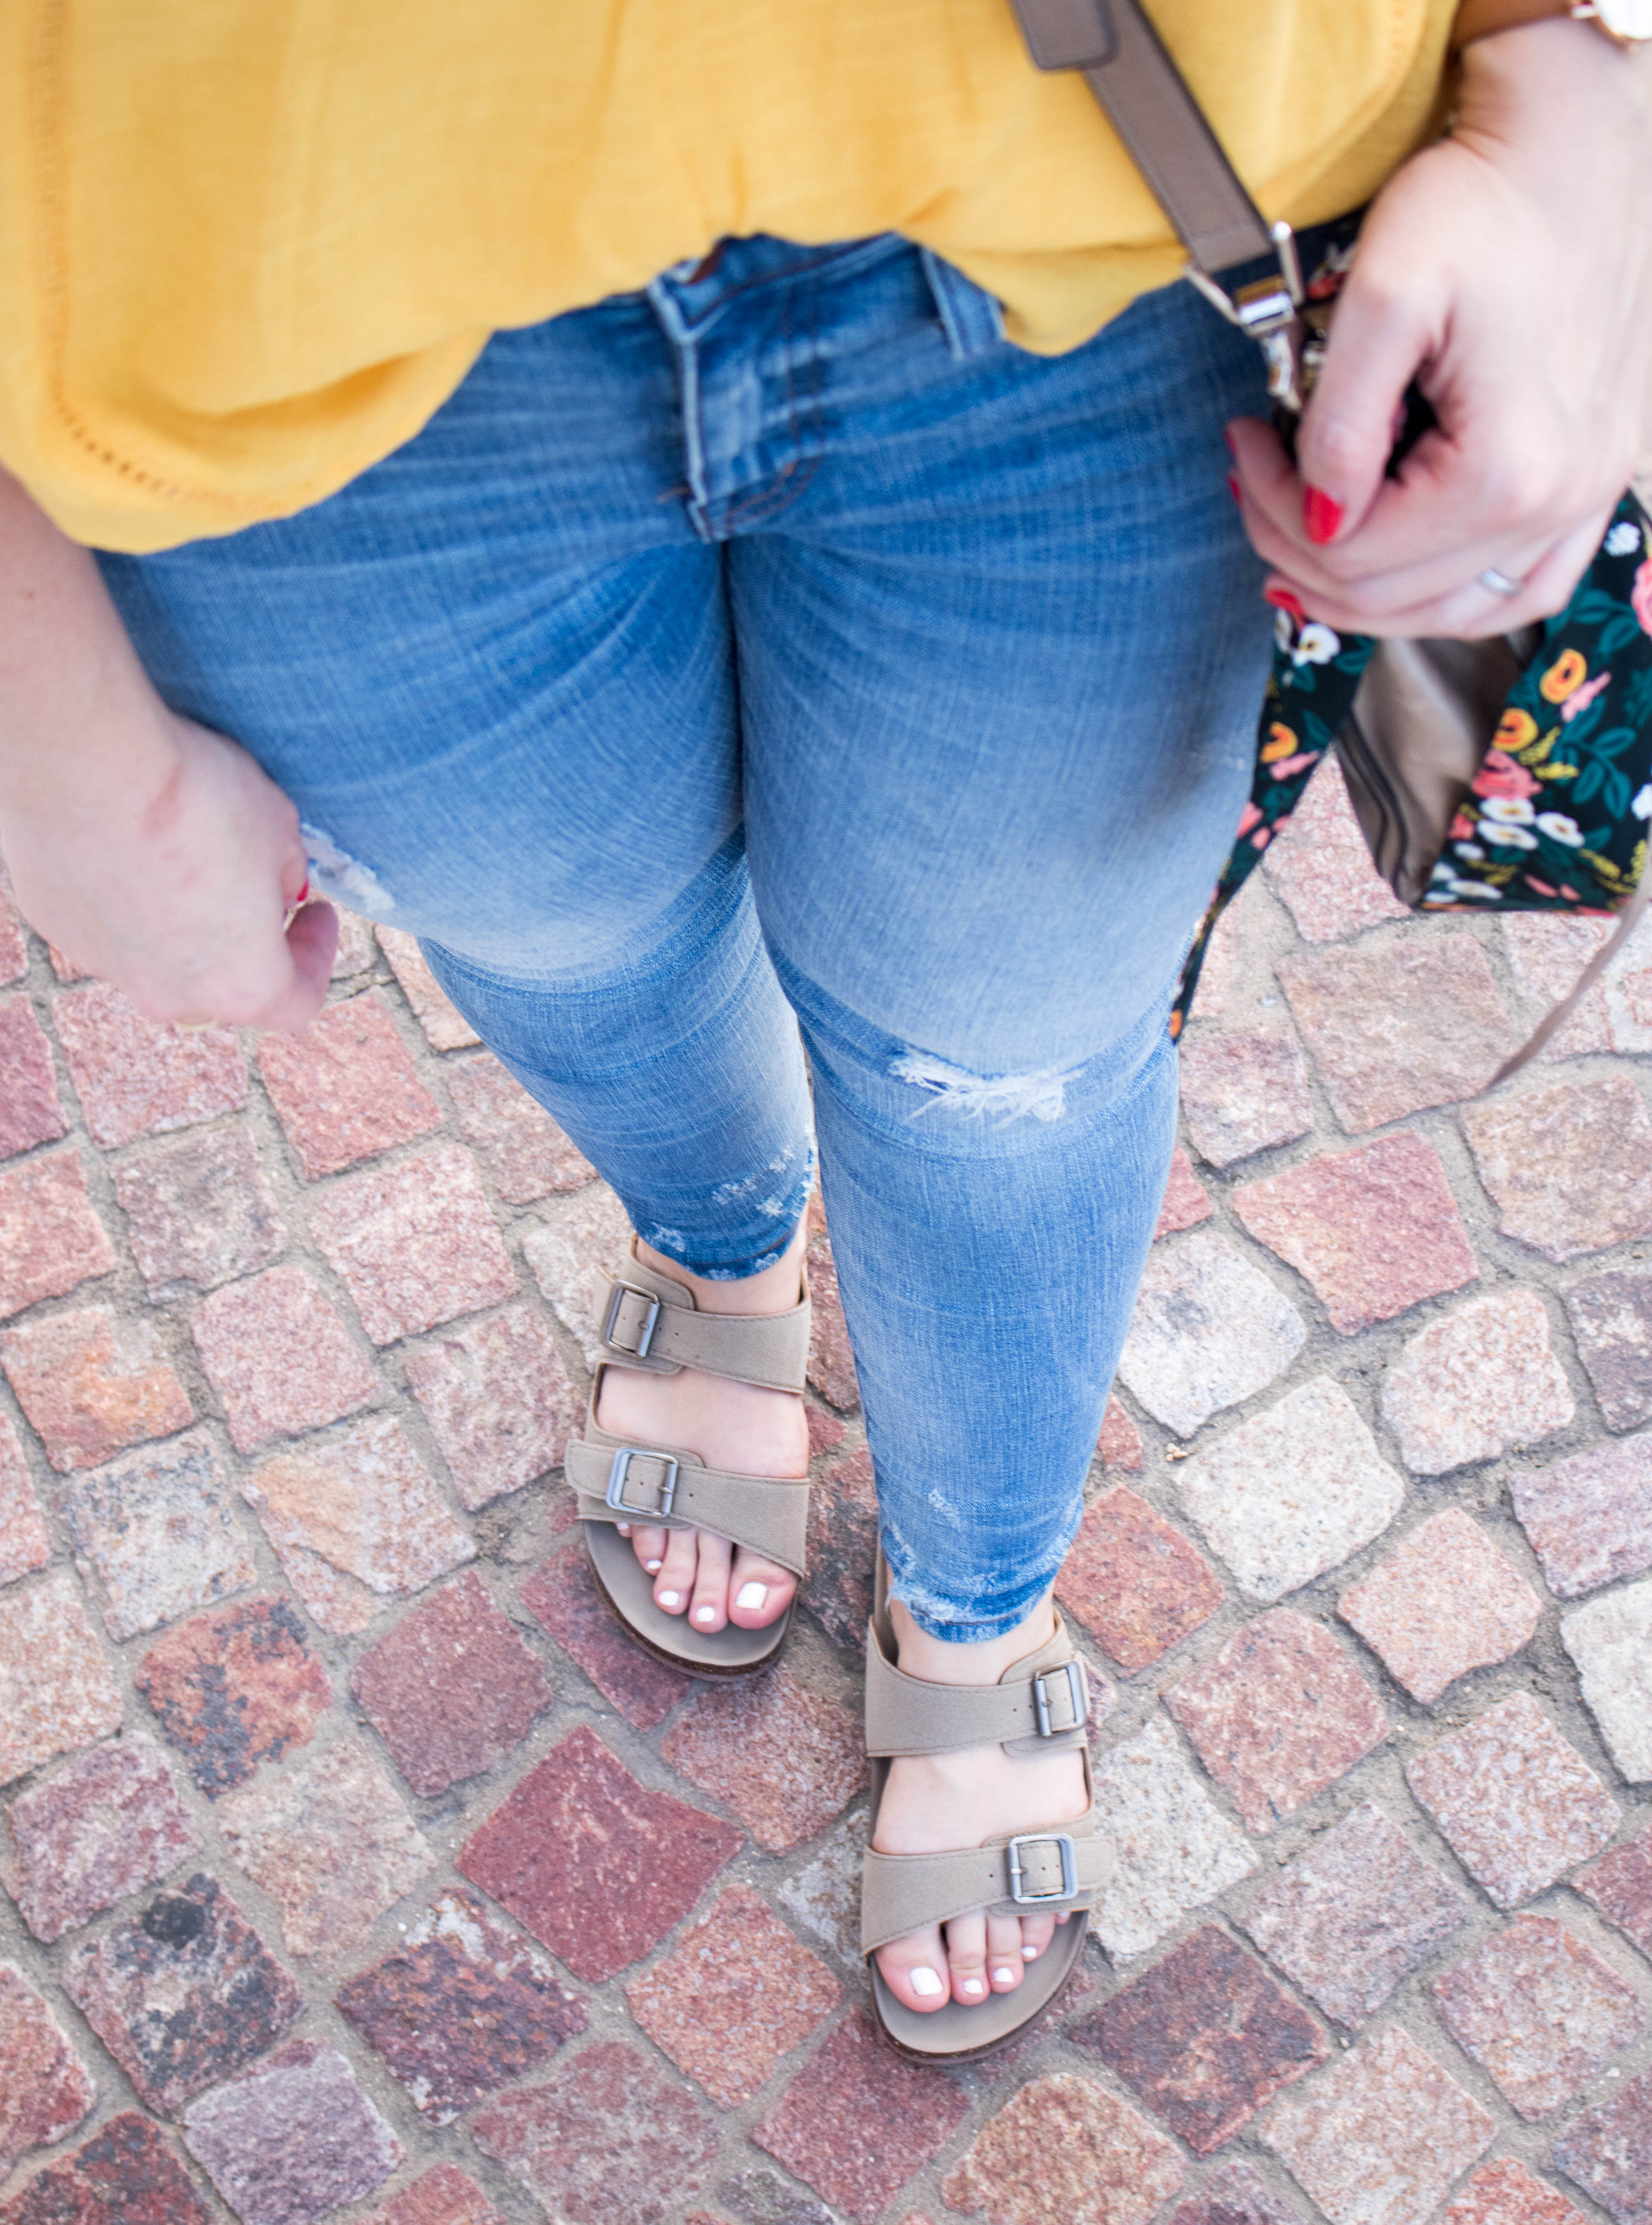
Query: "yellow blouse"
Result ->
[[0, 0, 1455, 551]]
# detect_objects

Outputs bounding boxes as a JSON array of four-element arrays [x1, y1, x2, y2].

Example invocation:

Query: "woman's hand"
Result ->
[[1229, 17, 1652, 640], [0, 467, 335, 1029]]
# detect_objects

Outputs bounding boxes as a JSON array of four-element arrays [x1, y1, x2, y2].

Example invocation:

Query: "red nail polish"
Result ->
[[1226, 473, 1242, 507], [294, 877, 310, 906], [1304, 486, 1343, 545], [1264, 585, 1306, 620]]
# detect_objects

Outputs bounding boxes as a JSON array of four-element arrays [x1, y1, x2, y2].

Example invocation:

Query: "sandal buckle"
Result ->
[[605, 1447, 679, 1520], [1006, 1832, 1078, 1905], [603, 1282, 662, 1360], [1032, 1660, 1088, 1738]]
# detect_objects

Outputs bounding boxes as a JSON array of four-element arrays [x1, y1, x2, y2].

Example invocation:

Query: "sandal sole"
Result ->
[[583, 1522, 793, 1681], [867, 1913, 1090, 2063]]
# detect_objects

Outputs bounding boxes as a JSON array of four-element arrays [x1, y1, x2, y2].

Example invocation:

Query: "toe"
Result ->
[[688, 1532, 733, 1633], [728, 1548, 796, 1630], [629, 1524, 668, 1575], [985, 1909, 1025, 1992], [876, 1925, 952, 2013], [653, 1526, 698, 1615], [1018, 1910, 1059, 1963], [943, 1910, 990, 2006]]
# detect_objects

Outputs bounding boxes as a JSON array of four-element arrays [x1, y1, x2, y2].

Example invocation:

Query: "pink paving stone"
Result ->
[[1511, 1434, 1652, 1597], [1405, 1692, 1621, 1907], [1156, 1146, 1214, 1236], [446, 1051, 596, 1204], [62, 1872, 304, 2115], [1337, 1507, 1542, 1704], [1462, 1074, 1652, 1262], [112, 1124, 285, 1295], [403, 1302, 578, 1507], [0, 1150, 116, 1321], [522, 1179, 632, 1365], [458, 1723, 741, 1983], [256, 989, 442, 1179], [472, 2041, 721, 2225], [7, 1734, 197, 1941], [53, 982, 247, 1148], [520, 1541, 691, 1727], [1240, 1799, 1472, 2028], [1099, 1393, 1144, 1471], [1380, 1286, 1574, 1476], [137, 1593, 334, 1797], [58, 1429, 257, 1641], [1177, 1029, 1314, 1171], [337, 1887, 585, 2124], [2, 1304, 192, 1473], [0, 1964, 95, 2176], [1070, 1923, 1328, 2154], [375, 926, 480, 1050], [216, 1738, 434, 1961], [190, 1262, 377, 1452], [1165, 2161, 1310, 2225], [806, 1403, 847, 1457], [45, 946, 85, 984], [1551, 2065, 1652, 2225], [624, 1883, 842, 2109], [1055, 1486, 1222, 1673], [1263, 2026, 1494, 2225], [0, 880, 25, 984], [0, 997, 65, 1160], [329, 907, 379, 978], [309, 1143, 517, 1343], [662, 1665, 864, 1852], [1446, 2162, 1592, 2225], [802, 1442, 878, 1656], [1504, 914, 1616, 1059], [1576, 1814, 1652, 1959], [182, 2037, 403, 2225], [1564, 1270, 1652, 1433], [1262, 757, 1411, 941], [1232, 1132, 1478, 1336], [710, 2179, 838, 2225], [805, 1229, 860, 1412], [0, 1571, 123, 1786], [365, 2166, 508, 2225], [1434, 1913, 1645, 2120], [1279, 931, 1520, 1133], [757, 2009, 971, 2225], [349, 1569, 551, 1795], [939, 2070, 1182, 2225], [0, 1407, 50, 1586], [1164, 1608, 1387, 1834], [0, 2111, 213, 2225], [242, 1413, 474, 1636]]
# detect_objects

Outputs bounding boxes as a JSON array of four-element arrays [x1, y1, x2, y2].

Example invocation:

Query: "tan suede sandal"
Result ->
[[566, 1242, 812, 1680], [862, 1554, 1111, 2062]]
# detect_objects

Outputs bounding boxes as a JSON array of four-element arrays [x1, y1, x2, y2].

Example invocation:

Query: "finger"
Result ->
[[1293, 249, 1441, 547]]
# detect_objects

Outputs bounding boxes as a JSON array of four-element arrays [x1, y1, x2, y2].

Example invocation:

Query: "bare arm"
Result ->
[[1231, 17, 1652, 638], [0, 466, 334, 1026]]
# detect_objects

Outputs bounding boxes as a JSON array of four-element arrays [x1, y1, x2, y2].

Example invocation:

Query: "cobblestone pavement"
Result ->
[[4, 763, 1652, 2225]]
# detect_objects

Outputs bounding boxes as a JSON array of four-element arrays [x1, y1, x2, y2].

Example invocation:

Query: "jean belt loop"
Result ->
[[919, 246, 1005, 361]]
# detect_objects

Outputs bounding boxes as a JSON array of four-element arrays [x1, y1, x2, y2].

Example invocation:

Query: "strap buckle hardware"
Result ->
[[603, 1282, 662, 1360], [1007, 1832, 1079, 1905], [1032, 1659, 1089, 1738], [1184, 222, 1313, 413], [605, 1448, 679, 1520]]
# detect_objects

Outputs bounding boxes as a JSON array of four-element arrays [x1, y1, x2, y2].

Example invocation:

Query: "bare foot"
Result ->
[[872, 1595, 1089, 2013], [596, 1225, 809, 1634]]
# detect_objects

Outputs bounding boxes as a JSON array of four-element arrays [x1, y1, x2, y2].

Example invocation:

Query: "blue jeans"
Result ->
[[98, 233, 1269, 1639]]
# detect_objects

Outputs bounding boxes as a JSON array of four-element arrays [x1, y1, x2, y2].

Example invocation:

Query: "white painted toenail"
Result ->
[[992, 1967, 1016, 1984], [961, 1978, 984, 1996], [735, 1582, 768, 1610], [1022, 1944, 1038, 1960], [644, 1559, 662, 1572], [694, 1605, 717, 1623], [657, 1590, 681, 1607], [910, 1968, 944, 1998]]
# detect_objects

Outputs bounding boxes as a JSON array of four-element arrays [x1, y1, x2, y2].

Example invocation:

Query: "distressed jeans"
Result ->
[[98, 232, 1270, 1638]]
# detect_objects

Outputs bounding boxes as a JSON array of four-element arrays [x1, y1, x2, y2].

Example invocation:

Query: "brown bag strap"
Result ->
[[1008, 0, 1276, 276]]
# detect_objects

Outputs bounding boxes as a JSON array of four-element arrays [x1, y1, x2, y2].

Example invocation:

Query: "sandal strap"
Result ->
[[594, 1252, 810, 1393], [865, 1613, 1091, 1759], [860, 1817, 1109, 1954], [566, 1431, 810, 1576]]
